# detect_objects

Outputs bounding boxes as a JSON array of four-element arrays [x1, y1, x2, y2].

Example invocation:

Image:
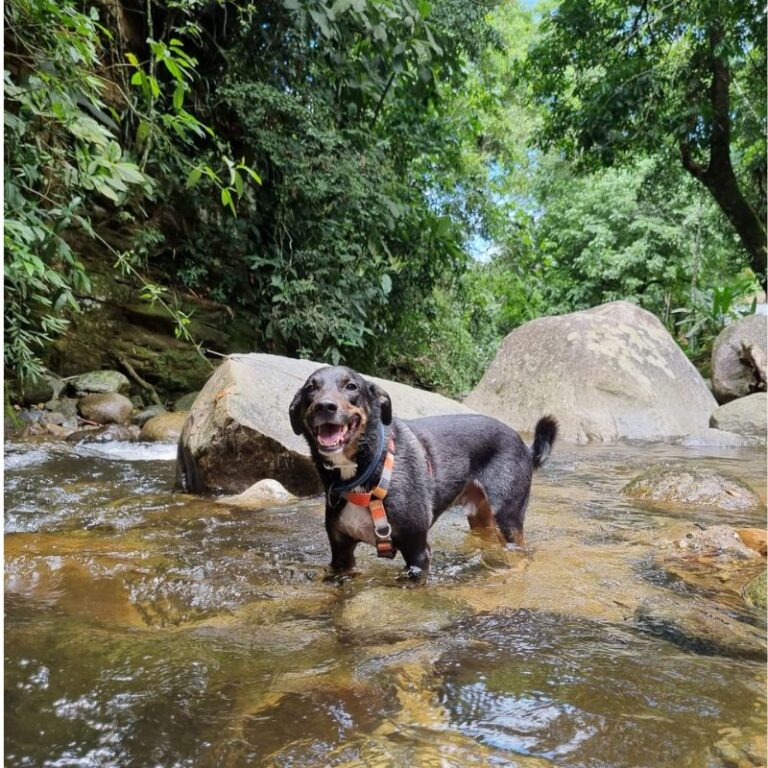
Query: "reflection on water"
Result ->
[[4, 439, 767, 767]]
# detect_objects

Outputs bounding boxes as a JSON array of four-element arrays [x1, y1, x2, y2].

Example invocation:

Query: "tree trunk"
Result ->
[[680, 26, 767, 283]]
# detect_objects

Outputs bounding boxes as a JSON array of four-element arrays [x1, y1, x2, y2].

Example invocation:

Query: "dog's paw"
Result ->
[[323, 568, 358, 585], [398, 564, 428, 582]]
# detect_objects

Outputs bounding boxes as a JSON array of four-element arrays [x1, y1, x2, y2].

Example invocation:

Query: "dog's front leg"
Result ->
[[399, 533, 431, 580], [325, 511, 358, 574]]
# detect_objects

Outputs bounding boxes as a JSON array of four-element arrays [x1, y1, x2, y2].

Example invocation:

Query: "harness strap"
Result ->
[[343, 435, 396, 558]]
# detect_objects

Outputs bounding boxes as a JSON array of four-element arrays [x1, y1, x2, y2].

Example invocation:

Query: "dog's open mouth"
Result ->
[[315, 416, 360, 452]]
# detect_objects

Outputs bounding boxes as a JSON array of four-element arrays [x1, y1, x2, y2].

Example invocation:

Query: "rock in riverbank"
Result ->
[[77, 393, 133, 425], [711, 314, 767, 403], [465, 301, 716, 443], [710, 393, 767, 443]]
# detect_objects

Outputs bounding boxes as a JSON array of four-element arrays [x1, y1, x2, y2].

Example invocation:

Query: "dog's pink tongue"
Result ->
[[317, 424, 344, 447]]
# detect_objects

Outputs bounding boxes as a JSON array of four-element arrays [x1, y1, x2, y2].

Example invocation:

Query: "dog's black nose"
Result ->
[[316, 399, 338, 413]]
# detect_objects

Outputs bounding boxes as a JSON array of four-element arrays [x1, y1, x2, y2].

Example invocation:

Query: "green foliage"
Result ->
[[6, 0, 764, 399], [161, 0, 496, 369], [525, 0, 767, 277], [4, 0, 152, 382]]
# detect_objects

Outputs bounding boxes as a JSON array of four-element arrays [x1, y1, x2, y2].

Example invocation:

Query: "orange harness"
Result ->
[[343, 436, 396, 558]]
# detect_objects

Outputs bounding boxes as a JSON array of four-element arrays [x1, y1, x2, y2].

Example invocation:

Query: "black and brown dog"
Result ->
[[289, 365, 557, 577]]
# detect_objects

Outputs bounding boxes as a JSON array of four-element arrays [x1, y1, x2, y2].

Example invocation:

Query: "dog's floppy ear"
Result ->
[[369, 382, 392, 425], [289, 388, 305, 435]]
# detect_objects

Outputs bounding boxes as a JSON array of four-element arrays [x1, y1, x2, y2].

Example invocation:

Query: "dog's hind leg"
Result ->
[[457, 481, 505, 544], [491, 489, 530, 547]]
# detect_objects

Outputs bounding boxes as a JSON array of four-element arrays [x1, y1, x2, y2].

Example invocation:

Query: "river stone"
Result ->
[[465, 301, 716, 443], [676, 428, 763, 448], [636, 596, 766, 660], [736, 528, 768, 556], [176, 353, 474, 495], [710, 393, 767, 442], [174, 391, 200, 411], [711, 314, 767, 403], [67, 424, 138, 443], [139, 412, 189, 442], [336, 586, 457, 643], [216, 479, 296, 508], [78, 393, 133, 424], [69, 369, 130, 396], [623, 464, 761, 512], [676, 526, 761, 560], [743, 570, 767, 611], [132, 404, 167, 427], [45, 396, 79, 420]]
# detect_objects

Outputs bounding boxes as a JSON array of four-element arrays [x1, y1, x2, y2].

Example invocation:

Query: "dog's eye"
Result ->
[[345, 382, 358, 392]]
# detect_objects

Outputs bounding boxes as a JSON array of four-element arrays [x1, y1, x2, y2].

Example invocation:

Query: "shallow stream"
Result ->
[[5, 439, 767, 767]]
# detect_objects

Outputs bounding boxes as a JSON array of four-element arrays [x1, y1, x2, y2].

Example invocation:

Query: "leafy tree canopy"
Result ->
[[525, 0, 766, 280]]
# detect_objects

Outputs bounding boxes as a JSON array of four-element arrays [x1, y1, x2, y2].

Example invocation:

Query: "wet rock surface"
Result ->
[[622, 464, 762, 512], [465, 300, 716, 443]]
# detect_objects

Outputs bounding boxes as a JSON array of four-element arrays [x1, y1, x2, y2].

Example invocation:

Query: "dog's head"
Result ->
[[289, 366, 392, 458]]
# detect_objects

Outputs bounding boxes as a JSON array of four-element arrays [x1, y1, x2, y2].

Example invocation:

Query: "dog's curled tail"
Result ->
[[531, 415, 558, 469]]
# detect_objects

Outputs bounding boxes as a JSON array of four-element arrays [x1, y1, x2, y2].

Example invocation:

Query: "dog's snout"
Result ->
[[316, 399, 338, 414]]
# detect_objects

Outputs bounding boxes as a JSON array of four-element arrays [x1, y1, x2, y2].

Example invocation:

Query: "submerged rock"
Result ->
[[176, 353, 473, 495], [68, 369, 131, 396], [636, 596, 766, 660], [77, 392, 133, 425], [336, 586, 458, 643], [139, 411, 189, 442], [711, 314, 767, 403], [676, 526, 761, 560], [465, 301, 716, 443], [622, 464, 761, 513], [742, 570, 767, 611], [710, 393, 767, 443]]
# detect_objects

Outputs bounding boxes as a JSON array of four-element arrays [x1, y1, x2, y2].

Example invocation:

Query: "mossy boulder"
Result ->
[[69, 370, 131, 396]]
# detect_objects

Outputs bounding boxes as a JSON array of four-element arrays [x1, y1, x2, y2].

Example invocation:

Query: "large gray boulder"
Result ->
[[710, 392, 767, 442], [465, 301, 716, 443], [176, 353, 474, 495], [711, 314, 767, 403]]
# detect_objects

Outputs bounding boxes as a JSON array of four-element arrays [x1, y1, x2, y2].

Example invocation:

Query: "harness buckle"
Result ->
[[374, 522, 392, 540]]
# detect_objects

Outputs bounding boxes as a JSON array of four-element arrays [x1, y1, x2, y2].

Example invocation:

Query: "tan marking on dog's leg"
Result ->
[[457, 482, 505, 544]]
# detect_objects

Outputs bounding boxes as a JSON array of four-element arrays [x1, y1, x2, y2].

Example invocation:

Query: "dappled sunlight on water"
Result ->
[[4, 439, 767, 767]]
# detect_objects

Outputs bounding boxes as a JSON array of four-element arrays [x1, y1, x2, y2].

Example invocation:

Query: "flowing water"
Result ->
[[4, 438, 767, 768]]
